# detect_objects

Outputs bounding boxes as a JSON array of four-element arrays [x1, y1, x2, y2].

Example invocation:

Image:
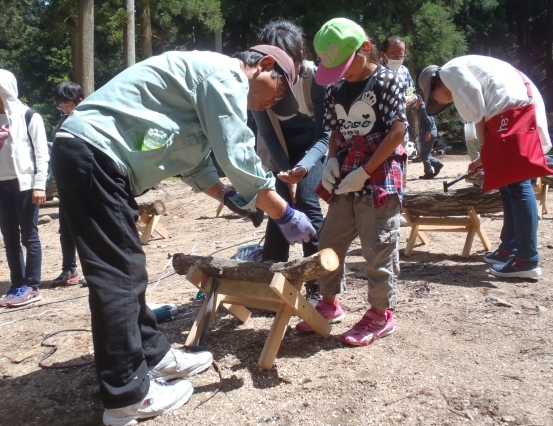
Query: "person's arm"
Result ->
[[295, 76, 330, 171], [467, 118, 486, 174], [194, 72, 275, 213], [28, 113, 48, 204], [440, 65, 486, 123], [403, 67, 419, 107]]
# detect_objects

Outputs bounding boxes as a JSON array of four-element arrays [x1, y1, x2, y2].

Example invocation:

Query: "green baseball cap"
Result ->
[[314, 18, 365, 85]]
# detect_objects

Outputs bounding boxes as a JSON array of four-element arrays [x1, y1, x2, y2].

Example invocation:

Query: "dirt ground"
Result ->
[[0, 153, 552, 426]]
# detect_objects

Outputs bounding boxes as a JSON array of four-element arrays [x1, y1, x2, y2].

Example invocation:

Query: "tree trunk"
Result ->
[[173, 248, 340, 285], [70, 17, 81, 84], [403, 187, 503, 216], [78, 0, 94, 96], [137, 0, 152, 59], [124, 0, 136, 68], [214, 30, 222, 53]]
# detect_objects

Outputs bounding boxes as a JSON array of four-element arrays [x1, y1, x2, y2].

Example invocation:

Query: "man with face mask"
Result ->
[[380, 36, 418, 109], [380, 36, 425, 210]]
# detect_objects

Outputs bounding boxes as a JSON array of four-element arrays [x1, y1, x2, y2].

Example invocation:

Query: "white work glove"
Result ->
[[334, 167, 370, 195], [322, 157, 340, 192]]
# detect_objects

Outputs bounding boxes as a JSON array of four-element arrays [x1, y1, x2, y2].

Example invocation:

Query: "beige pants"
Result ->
[[318, 193, 401, 309]]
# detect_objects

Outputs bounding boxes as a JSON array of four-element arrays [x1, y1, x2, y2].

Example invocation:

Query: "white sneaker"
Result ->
[[103, 378, 193, 426], [148, 348, 213, 382]]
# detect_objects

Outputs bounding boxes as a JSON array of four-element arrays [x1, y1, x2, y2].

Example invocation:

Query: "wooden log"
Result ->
[[403, 187, 503, 217], [138, 200, 166, 216], [173, 248, 339, 285], [541, 175, 553, 187]]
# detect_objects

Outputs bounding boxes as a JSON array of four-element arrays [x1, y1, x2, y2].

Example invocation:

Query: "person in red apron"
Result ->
[[418, 55, 552, 278]]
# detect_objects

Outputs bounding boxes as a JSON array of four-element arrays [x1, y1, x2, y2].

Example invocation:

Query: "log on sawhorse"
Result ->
[[173, 249, 339, 369], [136, 200, 169, 245], [403, 206, 491, 258]]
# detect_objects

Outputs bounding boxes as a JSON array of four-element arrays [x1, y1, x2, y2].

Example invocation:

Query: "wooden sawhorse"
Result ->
[[136, 200, 169, 245], [403, 206, 491, 258], [184, 266, 331, 369]]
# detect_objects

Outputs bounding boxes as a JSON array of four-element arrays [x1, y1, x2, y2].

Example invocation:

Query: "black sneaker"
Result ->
[[419, 174, 434, 180], [433, 163, 444, 177], [52, 270, 80, 286]]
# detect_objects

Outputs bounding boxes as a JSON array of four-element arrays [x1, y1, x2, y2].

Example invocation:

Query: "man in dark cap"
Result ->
[[51, 45, 314, 426]]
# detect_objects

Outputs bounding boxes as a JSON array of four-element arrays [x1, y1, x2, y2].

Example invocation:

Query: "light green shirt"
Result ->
[[61, 51, 275, 210]]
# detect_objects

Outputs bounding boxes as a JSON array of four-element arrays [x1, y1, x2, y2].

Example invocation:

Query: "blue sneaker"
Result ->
[[489, 257, 542, 278], [483, 249, 515, 265]]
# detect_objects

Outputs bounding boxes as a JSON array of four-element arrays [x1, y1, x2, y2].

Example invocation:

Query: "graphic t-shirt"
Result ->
[[318, 65, 408, 205], [0, 114, 16, 180], [323, 64, 408, 138]]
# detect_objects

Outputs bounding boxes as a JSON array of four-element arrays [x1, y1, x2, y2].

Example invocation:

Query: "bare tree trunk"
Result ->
[[70, 18, 81, 84], [214, 30, 222, 53], [124, 0, 136, 68], [137, 0, 152, 59], [78, 0, 94, 96]]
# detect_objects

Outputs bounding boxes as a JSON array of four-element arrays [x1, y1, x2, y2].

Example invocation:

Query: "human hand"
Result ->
[[277, 166, 307, 184], [274, 204, 316, 244], [334, 167, 370, 195], [467, 157, 483, 175], [32, 189, 46, 205], [425, 132, 431, 141], [322, 158, 340, 191], [223, 190, 264, 227]]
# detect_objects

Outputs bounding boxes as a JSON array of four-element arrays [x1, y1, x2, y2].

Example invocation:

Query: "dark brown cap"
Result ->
[[249, 45, 299, 116]]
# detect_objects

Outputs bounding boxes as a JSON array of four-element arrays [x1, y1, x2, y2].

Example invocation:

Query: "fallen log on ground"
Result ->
[[173, 248, 339, 285], [403, 187, 503, 216], [138, 200, 166, 216]]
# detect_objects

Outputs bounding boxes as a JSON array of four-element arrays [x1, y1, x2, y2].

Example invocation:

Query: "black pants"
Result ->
[[51, 137, 171, 409]]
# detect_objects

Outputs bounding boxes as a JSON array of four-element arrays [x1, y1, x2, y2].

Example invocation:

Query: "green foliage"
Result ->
[[0, 0, 550, 139]]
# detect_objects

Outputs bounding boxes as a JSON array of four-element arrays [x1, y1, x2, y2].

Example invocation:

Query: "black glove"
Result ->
[[223, 190, 265, 228]]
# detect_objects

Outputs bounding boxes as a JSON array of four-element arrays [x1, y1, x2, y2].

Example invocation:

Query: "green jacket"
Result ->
[[61, 51, 274, 210]]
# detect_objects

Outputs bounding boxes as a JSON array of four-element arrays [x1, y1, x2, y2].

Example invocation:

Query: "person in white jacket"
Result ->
[[0, 69, 48, 307], [419, 55, 552, 279]]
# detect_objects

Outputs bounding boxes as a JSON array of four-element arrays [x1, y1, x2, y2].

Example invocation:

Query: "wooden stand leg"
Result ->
[[269, 273, 331, 337], [468, 206, 491, 251], [543, 184, 549, 214], [258, 304, 293, 369]]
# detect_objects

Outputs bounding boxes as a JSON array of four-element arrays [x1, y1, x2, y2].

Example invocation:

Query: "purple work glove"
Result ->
[[274, 204, 316, 245], [223, 190, 264, 228]]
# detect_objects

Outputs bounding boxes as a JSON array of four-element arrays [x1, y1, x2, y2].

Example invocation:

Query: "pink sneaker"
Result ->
[[296, 299, 345, 333], [341, 308, 395, 347]]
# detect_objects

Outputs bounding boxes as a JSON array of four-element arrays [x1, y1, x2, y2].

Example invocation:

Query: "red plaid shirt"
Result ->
[[316, 131, 406, 207]]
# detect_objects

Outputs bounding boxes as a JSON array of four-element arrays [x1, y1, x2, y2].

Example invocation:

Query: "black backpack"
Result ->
[[24, 108, 54, 193]]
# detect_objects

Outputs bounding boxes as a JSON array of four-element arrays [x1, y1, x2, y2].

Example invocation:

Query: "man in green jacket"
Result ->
[[51, 45, 315, 426]]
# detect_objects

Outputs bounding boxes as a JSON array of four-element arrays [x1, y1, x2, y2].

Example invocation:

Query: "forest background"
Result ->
[[0, 0, 552, 139]]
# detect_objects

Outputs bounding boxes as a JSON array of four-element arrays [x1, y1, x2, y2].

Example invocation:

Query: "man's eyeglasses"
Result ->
[[274, 77, 288, 103], [385, 53, 407, 60], [56, 103, 77, 112]]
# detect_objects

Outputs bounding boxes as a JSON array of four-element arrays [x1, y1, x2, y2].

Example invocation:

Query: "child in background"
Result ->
[[296, 18, 407, 347], [51, 81, 85, 286]]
